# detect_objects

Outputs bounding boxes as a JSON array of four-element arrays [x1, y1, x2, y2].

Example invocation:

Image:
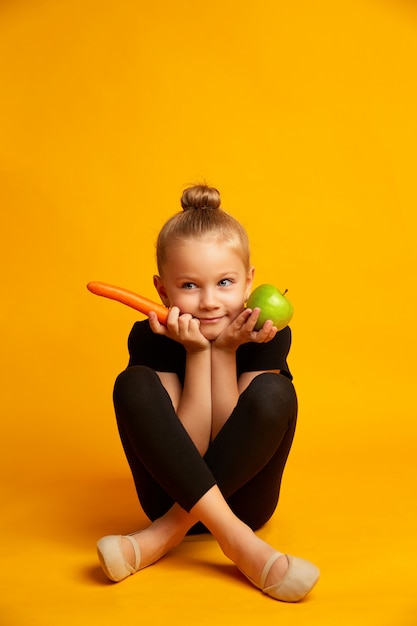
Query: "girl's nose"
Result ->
[[199, 288, 218, 309]]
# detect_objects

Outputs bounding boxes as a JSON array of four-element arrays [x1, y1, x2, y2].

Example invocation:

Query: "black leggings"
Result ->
[[113, 366, 297, 532]]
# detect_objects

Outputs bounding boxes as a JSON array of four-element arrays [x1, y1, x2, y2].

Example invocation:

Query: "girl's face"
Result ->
[[154, 237, 254, 341]]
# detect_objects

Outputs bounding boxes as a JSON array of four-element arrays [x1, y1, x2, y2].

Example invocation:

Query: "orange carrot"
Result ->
[[87, 281, 169, 324]]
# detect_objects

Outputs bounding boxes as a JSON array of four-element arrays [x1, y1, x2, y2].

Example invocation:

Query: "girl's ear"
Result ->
[[245, 266, 255, 301], [153, 275, 170, 307]]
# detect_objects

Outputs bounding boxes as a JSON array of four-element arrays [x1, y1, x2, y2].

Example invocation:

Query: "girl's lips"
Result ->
[[198, 316, 224, 324]]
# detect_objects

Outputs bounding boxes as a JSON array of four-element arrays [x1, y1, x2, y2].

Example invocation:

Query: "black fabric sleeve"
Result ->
[[236, 326, 293, 380], [127, 320, 186, 385]]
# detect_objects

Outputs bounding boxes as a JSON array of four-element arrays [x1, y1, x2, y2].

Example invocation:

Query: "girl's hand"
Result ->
[[213, 307, 278, 352], [149, 307, 210, 353]]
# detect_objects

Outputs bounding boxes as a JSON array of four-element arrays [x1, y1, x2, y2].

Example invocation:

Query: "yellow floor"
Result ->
[[1, 0, 417, 624]]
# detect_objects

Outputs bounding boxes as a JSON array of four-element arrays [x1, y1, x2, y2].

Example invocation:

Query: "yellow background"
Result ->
[[1, 1, 416, 624]]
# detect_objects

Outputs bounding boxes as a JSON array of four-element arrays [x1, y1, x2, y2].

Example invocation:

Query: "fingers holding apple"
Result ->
[[246, 284, 294, 331], [253, 317, 278, 342], [233, 307, 278, 344]]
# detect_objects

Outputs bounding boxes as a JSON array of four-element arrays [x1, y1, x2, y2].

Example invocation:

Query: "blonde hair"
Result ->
[[156, 184, 250, 274]]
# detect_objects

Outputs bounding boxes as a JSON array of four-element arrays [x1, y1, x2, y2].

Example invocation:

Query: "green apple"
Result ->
[[247, 284, 294, 331]]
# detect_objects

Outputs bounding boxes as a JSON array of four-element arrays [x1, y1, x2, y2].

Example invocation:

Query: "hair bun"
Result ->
[[181, 184, 221, 211]]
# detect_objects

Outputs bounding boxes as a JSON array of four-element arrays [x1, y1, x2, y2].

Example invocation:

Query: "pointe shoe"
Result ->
[[97, 534, 141, 582], [243, 552, 320, 602]]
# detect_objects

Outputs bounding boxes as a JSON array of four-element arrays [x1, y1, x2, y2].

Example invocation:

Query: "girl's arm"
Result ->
[[210, 309, 278, 439], [210, 346, 240, 439], [149, 309, 212, 455], [177, 349, 212, 454]]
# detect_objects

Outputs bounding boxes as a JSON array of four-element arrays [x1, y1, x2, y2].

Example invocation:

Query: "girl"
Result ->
[[96, 184, 319, 602]]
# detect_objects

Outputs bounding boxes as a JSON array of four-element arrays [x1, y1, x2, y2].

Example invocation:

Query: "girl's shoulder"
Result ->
[[237, 326, 292, 380], [128, 319, 156, 344], [127, 320, 186, 381], [128, 319, 182, 353]]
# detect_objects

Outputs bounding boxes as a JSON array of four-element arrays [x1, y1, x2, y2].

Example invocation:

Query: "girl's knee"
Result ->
[[243, 372, 298, 428], [115, 365, 159, 386], [113, 366, 160, 404]]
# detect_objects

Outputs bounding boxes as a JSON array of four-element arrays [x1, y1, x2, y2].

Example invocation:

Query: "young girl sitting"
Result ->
[[96, 184, 319, 602]]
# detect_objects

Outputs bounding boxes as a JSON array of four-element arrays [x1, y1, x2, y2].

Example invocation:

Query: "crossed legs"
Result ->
[[97, 366, 319, 599], [114, 366, 297, 528]]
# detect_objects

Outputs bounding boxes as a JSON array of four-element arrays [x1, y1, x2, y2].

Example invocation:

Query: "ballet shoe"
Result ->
[[96, 534, 142, 582], [242, 552, 320, 602]]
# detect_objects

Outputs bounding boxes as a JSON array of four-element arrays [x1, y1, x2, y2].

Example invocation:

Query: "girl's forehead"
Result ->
[[162, 238, 247, 273]]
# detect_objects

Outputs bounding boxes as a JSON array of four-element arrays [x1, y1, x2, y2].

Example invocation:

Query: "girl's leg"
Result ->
[[114, 368, 296, 526], [205, 371, 297, 528], [113, 366, 217, 518], [109, 485, 291, 592], [111, 367, 297, 583], [187, 371, 297, 533], [225, 422, 296, 530], [103, 367, 318, 600], [190, 485, 291, 586]]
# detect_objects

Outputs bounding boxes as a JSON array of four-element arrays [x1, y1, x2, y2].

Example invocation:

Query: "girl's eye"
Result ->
[[219, 278, 233, 287], [182, 282, 197, 290]]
